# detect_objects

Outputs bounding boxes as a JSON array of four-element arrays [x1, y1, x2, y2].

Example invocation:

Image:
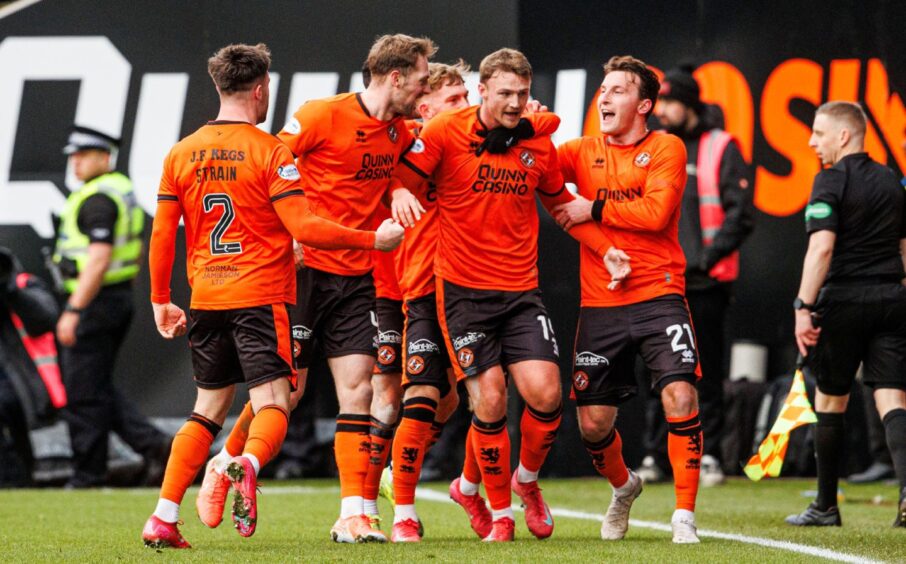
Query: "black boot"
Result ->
[[895, 487, 906, 528], [785, 502, 842, 526]]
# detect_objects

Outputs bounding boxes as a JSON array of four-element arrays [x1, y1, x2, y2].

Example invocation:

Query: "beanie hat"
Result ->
[[659, 67, 703, 112]]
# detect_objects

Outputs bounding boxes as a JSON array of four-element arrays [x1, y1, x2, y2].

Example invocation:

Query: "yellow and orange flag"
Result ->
[[744, 363, 817, 481]]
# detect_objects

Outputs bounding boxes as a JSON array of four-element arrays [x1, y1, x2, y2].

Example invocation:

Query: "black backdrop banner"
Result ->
[[1, 0, 903, 473]]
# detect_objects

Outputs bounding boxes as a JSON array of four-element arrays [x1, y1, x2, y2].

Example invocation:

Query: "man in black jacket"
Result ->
[[636, 66, 754, 487], [0, 247, 63, 485]]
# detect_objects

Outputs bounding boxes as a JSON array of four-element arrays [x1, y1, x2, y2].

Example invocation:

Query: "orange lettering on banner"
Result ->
[[695, 61, 754, 162], [827, 59, 886, 162], [864, 58, 906, 174], [754, 59, 823, 217]]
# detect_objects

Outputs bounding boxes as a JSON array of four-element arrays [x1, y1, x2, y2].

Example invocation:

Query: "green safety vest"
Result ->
[[53, 172, 144, 294]]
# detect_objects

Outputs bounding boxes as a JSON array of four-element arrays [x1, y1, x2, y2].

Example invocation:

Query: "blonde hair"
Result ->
[[366, 34, 437, 77], [816, 101, 867, 138], [426, 59, 470, 92]]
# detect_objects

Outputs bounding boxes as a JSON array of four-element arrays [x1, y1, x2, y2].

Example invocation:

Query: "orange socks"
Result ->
[[244, 405, 289, 469], [225, 401, 254, 456], [462, 425, 482, 484], [425, 420, 444, 453], [471, 416, 510, 511], [519, 404, 561, 474], [582, 428, 629, 488], [160, 413, 221, 504], [363, 417, 395, 502], [667, 411, 703, 511], [335, 413, 371, 498], [392, 397, 437, 505]]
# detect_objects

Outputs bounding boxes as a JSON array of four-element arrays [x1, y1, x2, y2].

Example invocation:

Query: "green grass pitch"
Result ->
[[0, 477, 903, 562]]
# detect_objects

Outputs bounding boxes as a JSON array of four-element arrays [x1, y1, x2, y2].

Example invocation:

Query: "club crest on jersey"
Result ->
[[378, 345, 396, 365], [292, 325, 312, 340], [457, 347, 475, 368], [575, 351, 610, 367], [388, 124, 399, 143], [293, 339, 302, 358], [278, 164, 301, 180], [573, 371, 589, 391], [520, 150, 535, 168], [407, 355, 425, 375], [634, 152, 651, 167], [410, 138, 426, 154]]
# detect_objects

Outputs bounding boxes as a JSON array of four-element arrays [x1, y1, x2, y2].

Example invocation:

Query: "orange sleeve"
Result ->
[[149, 200, 181, 304], [537, 186, 612, 255], [557, 139, 580, 184], [526, 111, 561, 137], [277, 99, 330, 157], [273, 194, 376, 250], [600, 138, 687, 231], [392, 113, 447, 196]]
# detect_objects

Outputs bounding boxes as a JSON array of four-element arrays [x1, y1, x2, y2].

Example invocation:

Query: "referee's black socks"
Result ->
[[882, 408, 906, 491], [814, 412, 845, 511]]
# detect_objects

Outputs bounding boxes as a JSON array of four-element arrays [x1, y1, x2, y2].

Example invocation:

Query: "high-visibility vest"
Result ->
[[696, 129, 739, 282], [53, 172, 143, 293], [9, 273, 67, 409]]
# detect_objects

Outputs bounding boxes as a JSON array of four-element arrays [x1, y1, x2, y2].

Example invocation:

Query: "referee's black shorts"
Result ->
[[808, 282, 906, 395]]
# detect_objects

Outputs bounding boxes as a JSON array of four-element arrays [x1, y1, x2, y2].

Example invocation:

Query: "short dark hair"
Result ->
[[366, 34, 437, 78], [816, 101, 867, 138], [603, 55, 660, 118], [207, 43, 271, 93], [479, 48, 532, 83]]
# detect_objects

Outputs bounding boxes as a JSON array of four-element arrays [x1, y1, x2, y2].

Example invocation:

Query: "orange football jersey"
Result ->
[[278, 93, 413, 276], [393, 107, 565, 292], [155, 121, 305, 310], [558, 130, 688, 306]]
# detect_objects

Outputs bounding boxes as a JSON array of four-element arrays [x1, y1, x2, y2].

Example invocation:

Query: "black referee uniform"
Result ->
[[792, 151, 906, 527]]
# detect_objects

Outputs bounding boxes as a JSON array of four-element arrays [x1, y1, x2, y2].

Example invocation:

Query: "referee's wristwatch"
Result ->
[[792, 297, 814, 311]]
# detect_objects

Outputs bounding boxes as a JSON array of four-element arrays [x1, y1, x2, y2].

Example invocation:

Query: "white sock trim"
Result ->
[[364, 499, 380, 516], [516, 463, 539, 483], [393, 504, 419, 523], [459, 475, 479, 496], [341, 496, 365, 519], [244, 453, 261, 476], [153, 498, 180, 523], [492, 507, 515, 520]]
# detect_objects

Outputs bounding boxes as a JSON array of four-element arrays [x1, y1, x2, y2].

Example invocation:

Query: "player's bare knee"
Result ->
[[437, 388, 459, 421], [661, 381, 698, 417], [577, 405, 615, 442], [874, 388, 906, 418], [473, 391, 507, 422]]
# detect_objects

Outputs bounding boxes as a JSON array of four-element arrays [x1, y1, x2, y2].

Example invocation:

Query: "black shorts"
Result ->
[[402, 293, 454, 396], [437, 278, 559, 379], [375, 297, 404, 374], [291, 267, 377, 369], [808, 282, 906, 395], [189, 304, 295, 390], [571, 294, 700, 406]]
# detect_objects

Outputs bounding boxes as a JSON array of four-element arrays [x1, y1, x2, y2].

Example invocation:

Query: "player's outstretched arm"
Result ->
[[274, 194, 400, 251]]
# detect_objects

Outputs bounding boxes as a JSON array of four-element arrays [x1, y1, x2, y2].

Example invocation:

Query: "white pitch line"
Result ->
[[139, 483, 880, 563], [414, 488, 882, 564]]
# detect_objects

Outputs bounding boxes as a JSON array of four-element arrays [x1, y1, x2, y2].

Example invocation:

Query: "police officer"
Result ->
[[54, 125, 168, 488], [786, 102, 906, 527], [637, 66, 754, 486]]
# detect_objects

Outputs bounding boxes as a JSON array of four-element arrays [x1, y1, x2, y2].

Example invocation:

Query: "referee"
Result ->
[[786, 101, 906, 527]]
